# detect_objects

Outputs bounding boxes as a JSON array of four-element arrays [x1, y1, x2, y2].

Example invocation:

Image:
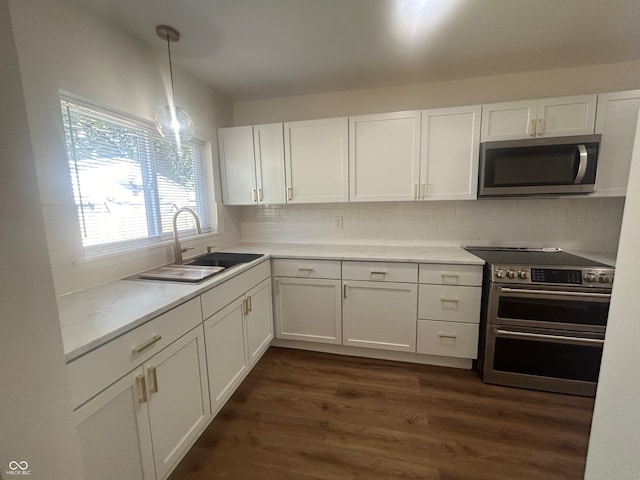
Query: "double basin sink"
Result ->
[[138, 252, 263, 283]]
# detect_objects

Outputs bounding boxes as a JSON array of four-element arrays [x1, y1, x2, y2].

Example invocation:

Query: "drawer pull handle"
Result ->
[[136, 374, 148, 403], [149, 366, 158, 393], [438, 333, 457, 339], [441, 272, 459, 278], [132, 335, 162, 354], [440, 297, 459, 303], [370, 270, 386, 276], [298, 267, 314, 272]]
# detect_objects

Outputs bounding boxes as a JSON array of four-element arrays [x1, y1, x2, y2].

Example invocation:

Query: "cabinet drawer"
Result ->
[[67, 297, 202, 409], [417, 320, 479, 359], [419, 264, 482, 286], [201, 260, 271, 320], [273, 258, 341, 279], [418, 285, 481, 323], [342, 261, 417, 283]]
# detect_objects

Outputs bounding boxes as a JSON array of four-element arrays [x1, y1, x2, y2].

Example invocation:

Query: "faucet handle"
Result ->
[[206, 245, 217, 253], [181, 247, 194, 253]]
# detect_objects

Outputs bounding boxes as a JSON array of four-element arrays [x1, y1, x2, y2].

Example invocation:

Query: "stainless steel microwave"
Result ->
[[478, 134, 601, 197]]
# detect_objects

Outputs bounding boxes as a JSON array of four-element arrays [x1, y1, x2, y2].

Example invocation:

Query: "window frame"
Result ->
[[59, 93, 217, 259]]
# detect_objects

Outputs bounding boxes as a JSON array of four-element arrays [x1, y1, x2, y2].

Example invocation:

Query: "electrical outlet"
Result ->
[[335, 216, 343, 229]]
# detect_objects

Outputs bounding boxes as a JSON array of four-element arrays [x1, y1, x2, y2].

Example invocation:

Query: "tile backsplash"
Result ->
[[239, 197, 625, 253]]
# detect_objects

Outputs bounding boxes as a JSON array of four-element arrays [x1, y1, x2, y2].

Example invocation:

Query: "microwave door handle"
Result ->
[[574, 144, 588, 184]]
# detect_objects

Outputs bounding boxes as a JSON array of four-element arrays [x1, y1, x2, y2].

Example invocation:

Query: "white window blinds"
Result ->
[[60, 97, 212, 256]]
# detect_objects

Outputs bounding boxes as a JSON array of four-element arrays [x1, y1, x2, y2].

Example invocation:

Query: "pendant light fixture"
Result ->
[[155, 25, 195, 141]]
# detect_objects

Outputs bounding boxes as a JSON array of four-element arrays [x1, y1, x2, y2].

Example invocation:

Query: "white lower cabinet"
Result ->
[[274, 276, 342, 344], [246, 279, 274, 365], [342, 280, 418, 352], [145, 326, 210, 480], [204, 296, 250, 415], [74, 368, 155, 480], [74, 325, 210, 480]]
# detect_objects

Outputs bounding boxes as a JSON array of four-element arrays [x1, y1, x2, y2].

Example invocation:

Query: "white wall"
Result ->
[[8, 0, 240, 295], [0, 1, 85, 477], [239, 197, 624, 253], [584, 107, 640, 479]]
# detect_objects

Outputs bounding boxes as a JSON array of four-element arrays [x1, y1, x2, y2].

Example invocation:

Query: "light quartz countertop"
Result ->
[[58, 243, 484, 363]]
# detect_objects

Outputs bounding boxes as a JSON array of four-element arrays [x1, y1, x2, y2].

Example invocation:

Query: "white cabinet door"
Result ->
[[537, 94, 597, 138], [245, 278, 274, 366], [274, 277, 342, 344], [420, 106, 481, 200], [254, 123, 287, 204], [284, 117, 349, 203], [349, 111, 421, 202], [218, 126, 257, 205], [146, 326, 210, 480], [74, 368, 155, 480], [481, 100, 537, 141], [342, 280, 418, 353], [595, 90, 640, 196], [204, 296, 250, 415]]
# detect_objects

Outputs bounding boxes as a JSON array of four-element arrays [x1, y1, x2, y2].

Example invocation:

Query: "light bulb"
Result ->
[[155, 105, 195, 141]]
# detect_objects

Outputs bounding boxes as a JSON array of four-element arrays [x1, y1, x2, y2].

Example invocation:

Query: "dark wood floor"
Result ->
[[169, 347, 594, 480]]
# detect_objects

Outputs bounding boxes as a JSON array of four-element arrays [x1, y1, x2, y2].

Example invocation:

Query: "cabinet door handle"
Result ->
[[148, 366, 158, 393], [251, 188, 257, 203], [529, 119, 536, 137], [414, 183, 419, 200], [343, 284, 348, 299], [132, 335, 162, 354], [287, 187, 292, 200], [421, 183, 427, 199], [440, 297, 459, 303], [438, 333, 457, 339], [274, 280, 280, 295], [242, 298, 249, 316], [538, 118, 545, 135], [258, 188, 263, 201], [136, 374, 148, 403], [247, 295, 252, 313]]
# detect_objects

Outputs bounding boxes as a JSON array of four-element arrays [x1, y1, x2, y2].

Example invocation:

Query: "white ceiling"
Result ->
[[77, 0, 640, 101]]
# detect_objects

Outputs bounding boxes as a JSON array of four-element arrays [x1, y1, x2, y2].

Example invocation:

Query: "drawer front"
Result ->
[[417, 320, 479, 359], [342, 261, 418, 283], [272, 258, 341, 279], [68, 297, 202, 409], [418, 285, 481, 323], [201, 260, 271, 320], [419, 264, 482, 286]]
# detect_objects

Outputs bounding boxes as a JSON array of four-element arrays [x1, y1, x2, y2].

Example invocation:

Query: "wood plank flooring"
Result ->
[[169, 347, 594, 480]]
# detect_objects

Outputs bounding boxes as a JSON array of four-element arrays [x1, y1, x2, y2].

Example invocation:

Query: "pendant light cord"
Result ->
[[166, 34, 176, 103]]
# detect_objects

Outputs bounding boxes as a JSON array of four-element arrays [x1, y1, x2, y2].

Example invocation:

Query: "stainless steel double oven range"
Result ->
[[465, 247, 614, 397]]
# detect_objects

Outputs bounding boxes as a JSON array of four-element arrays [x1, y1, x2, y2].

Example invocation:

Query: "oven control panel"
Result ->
[[491, 265, 615, 287]]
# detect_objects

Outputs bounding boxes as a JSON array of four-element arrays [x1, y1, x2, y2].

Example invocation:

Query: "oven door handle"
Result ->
[[494, 328, 605, 346], [500, 287, 611, 299]]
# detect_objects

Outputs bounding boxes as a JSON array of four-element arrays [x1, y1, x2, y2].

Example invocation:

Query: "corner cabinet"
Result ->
[[273, 259, 342, 344], [218, 123, 286, 205], [284, 117, 349, 203], [594, 90, 640, 196], [418, 106, 481, 200], [349, 111, 421, 202], [481, 95, 597, 141]]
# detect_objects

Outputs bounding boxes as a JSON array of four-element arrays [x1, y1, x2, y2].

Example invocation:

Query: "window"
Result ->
[[60, 97, 213, 256]]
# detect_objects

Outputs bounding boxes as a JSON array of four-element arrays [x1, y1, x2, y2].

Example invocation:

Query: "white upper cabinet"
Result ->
[[419, 106, 481, 200], [218, 126, 257, 205], [253, 123, 287, 204], [284, 117, 349, 203], [219, 123, 286, 205], [349, 111, 421, 202], [481, 95, 597, 141], [594, 90, 640, 196]]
